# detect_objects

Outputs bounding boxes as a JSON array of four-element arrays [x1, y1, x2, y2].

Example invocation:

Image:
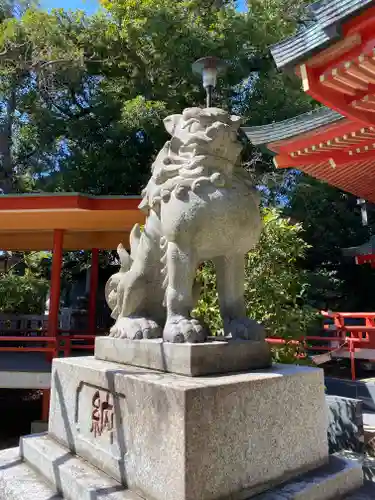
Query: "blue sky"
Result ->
[[40, 0, 99, 14], [40, 0, 247, 14]]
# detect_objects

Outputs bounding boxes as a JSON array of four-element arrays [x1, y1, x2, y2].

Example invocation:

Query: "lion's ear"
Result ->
[[164, 114, 182, 136]]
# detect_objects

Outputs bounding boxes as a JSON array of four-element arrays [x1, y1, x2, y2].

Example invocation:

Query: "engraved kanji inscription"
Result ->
[[90, 390, 114, 439]]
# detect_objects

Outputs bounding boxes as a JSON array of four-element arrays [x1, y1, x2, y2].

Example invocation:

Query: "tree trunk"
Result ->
[[0, 86, 16, 194]]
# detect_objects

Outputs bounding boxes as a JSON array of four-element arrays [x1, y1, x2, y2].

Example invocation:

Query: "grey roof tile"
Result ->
[[242, 106, 344, 146], [271, 0, 373, 70]]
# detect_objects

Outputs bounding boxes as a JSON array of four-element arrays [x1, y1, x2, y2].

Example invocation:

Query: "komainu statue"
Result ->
[[105, 107, 263, 343]]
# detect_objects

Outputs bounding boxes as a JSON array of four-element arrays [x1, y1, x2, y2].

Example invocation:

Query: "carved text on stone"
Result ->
[[90, 390, 114, 439]]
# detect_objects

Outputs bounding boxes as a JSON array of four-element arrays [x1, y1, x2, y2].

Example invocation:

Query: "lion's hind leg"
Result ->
[[214, 254, 265, 341]]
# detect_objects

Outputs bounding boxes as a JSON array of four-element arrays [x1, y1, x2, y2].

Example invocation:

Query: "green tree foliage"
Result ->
[[0, 252, 49, 314], [4, 0, 363, 337], [0, 0, 313, 194], [0, 7, 92, 192], [194, 208, 318, 343], [286, 174, 375, 312], [0, 274, 48, 313]]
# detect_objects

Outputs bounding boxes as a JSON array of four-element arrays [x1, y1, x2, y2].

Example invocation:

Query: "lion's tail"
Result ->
[[105, 224, 141, 315]]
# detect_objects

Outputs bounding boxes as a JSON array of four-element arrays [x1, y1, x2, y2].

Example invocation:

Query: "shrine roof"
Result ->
[[244, 108, 375, 203], [343, 235, 375, 257], [242, 107, 343, 146], [0, 193, 144, 251], [253, 0, 375, 203], [271, 0, 373, 70]]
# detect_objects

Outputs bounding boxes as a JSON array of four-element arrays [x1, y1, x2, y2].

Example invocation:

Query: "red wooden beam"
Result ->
[[42, 389, 51, 422], [0, 336, 56, 341], [0, 194, 141, 211], [344, 5, 375, 38], [322, 311, 375, 319], [0, 347, 55, 352], [48, 229, 64, 358], [274, 155, 327, 169], [272, 119, 360, 155], [275, 146, 375, 168], [355, 254, 375, 265], [300, 64, 375, 126]]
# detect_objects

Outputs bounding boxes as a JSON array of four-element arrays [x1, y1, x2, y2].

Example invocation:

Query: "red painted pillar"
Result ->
[[88, 248, 99, 334], [41, 389, 51, 422], [48, 229, 64, 358]]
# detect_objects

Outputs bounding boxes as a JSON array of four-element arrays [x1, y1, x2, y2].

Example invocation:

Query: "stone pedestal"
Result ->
[[95, 336, 272, 376], [49, 357, 328, 500], [0, 338, 366, 500]]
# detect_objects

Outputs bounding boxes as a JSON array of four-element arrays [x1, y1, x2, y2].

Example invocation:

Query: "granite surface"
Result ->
[[0, 441, 366, 500], [326, 395, 364, 454], [95, 336, 272, 376], [0, 446, 62, 499], [48, 357, 329, 500], [20, 433, 142, 500], [254, 454, 362, 500]]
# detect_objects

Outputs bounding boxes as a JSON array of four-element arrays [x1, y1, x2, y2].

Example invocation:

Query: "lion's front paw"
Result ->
[[163, 316, 207, 343], [223, 317, 265, 341], [110, 316, 162, 340]]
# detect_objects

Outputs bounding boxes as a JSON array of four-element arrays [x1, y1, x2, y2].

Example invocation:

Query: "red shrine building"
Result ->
[[245, 0, 375, 202], [0, 193, 143, 423], [244, 0, 375, 380]]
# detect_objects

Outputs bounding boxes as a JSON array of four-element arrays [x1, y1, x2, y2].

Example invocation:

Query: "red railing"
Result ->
[[0, 327, 101, 422], [0, 328, 102, 358], [266, 310, 375, 380], [266, 335, 368, 380], [2, 311, 375, 382]]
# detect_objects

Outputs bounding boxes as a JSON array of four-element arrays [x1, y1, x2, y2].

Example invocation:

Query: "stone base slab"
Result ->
[[254, 454, 362, 499], [0, 447, 62, 499], [94, 336, 272, 376], [49, 357, 329, 500], [20, 433, 141, 500], [0, 439, 364, 500]]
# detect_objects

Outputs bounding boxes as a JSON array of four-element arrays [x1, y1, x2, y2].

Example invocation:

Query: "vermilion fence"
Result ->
[[0, 313, 105, 357], [2, 310, 375, 382], [267, 310, 375, 380]]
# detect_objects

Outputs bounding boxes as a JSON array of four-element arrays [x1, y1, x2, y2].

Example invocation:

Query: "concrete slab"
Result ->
[[0, 352, 51, 389], [253, 454, 363, 500], [49, 357, 328, 500], [20, 433, 142, 500], [95, 336, 272, 376], [0, 438, 365, 500], [0, 446, 62, 499]]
